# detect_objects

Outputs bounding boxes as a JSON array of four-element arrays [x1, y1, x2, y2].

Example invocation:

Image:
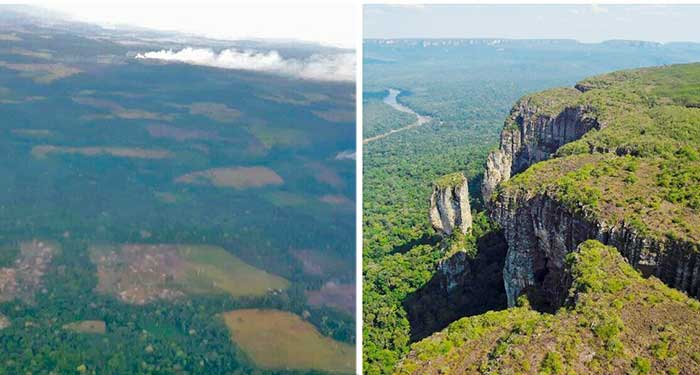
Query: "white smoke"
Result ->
[[334, 150, 356, 161], [135, 47, 354, 82]]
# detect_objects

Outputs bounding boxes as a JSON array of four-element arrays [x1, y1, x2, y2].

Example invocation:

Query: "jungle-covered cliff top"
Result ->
[[498, 63, 700, 244], [396, 240, 700, 375]]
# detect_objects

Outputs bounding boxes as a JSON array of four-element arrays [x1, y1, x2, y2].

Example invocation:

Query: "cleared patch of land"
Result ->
[[175, 166, 283, 189], [248, 124, 310, 149], [306, 161, 345, 188], [222, 309, 355, 374], [0, 95, 44, 104], [90, 244, 288, 305], [0, 33, 21, 41], [306, 281, 355, 315], [259, 91, 329, 106], [63, 320, 106, 334], [319, 194, 353, 206], [8, 48, 53, 60], [32, 145, 173, 159], [265, 191, 309, 207], [11, 129, 53, 138], [0, 314, 9, 329], [183, 102, 240, 123], [154, 191, 179, 204], [73, 97, 173, 121], [145, 124, 218, 142], [312, 109, 355, 123], [0, 61, 80, 83], [291, 249, 349, 278], [0, 240, 57, 303]]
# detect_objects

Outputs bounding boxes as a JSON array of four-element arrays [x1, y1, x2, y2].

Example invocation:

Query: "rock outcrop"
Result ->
[[491, 191, 700, 309], [481, 67, 700, 309], [396, 240, 700, 375], [396, 63, 700, 375], [429, 172, 472, 236], [481, 89, 600, 203], [403, 230, 508, 342]]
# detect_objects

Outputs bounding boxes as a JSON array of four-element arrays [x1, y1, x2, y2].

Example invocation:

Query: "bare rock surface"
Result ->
[[429, 172, 472, 236]]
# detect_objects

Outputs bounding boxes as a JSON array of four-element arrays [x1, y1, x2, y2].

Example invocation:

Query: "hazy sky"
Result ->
[[364, 4, 700, 43], [27, 1, 356, 49]]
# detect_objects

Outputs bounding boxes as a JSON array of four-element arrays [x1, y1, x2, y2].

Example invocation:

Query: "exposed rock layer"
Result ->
[[481, 95, 600, 203], [482, 85, 700, 309], [492, 190, 700, 309], [396, 240, 700, 375], [429, 173, 472, 236], [403, 231, 508, 342]]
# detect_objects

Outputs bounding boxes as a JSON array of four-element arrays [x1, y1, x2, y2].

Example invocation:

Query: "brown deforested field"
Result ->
[[222, 309, 355, 374]]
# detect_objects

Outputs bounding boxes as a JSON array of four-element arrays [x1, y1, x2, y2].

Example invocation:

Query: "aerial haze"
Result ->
[[0, 4, 356, 374], [365, 4, 700, 43]]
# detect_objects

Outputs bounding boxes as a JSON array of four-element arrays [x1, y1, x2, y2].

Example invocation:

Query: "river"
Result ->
[[363, 88, 433, 144]]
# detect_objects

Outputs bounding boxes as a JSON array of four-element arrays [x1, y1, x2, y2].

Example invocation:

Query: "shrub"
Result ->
[[539, 351, 564, 375], [630, 356, 651, 375]]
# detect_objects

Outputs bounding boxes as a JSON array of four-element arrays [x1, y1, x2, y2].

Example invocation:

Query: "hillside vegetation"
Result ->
[[397, 240, 700, 375]]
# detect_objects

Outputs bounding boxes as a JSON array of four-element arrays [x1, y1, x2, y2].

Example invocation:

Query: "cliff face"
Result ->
[[492, 190, 700, 309], [482, 65, 700, 309], [403, 230, 508, 343], [396, 241, 700, 375], [429, 173, 472, 236], [397, 63, 700, 375], [481, 91, 600, 203]]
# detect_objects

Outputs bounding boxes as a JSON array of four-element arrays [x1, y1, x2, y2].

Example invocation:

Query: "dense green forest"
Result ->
[[362, 39, 700, 374], [0, 8, 355, 374]]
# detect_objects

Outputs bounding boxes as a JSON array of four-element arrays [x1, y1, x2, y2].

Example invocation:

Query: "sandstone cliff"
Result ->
[[429, 172, 472, 236], [484, 64, 700, 309], [403, 229, 508, 342], [396, 240, 700, 375], [492, 189, 700, 308], [481, 87, 600, 203]]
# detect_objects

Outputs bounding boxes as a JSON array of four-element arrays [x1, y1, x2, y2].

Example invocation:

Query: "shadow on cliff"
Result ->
[[402, 229, 509, 342]]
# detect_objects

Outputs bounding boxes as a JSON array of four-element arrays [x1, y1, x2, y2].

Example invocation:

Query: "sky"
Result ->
[[24, 1, 356, 49], [364, 4, 700, 43]]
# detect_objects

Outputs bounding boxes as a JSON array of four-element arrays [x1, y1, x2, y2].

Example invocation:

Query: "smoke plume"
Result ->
[[135, 47, 354, 82]]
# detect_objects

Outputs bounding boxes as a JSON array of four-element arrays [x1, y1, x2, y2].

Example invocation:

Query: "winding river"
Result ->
[[363, 88, 433, 144]]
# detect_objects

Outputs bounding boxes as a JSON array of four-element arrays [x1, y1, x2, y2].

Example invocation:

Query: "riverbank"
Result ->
[[363, 88, 432, 144]]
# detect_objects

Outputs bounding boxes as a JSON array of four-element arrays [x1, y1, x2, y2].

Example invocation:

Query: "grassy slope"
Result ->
[[397, 240, 700, 375]]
